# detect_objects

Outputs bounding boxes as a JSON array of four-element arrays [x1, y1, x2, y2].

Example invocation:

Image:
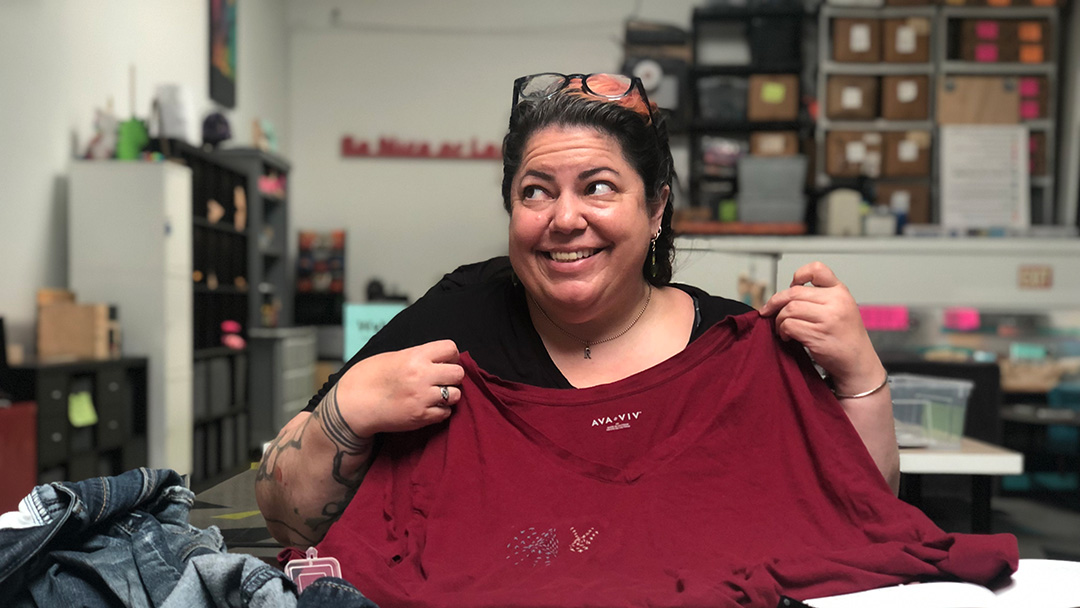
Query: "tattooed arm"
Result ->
[[255, 340, 465, 548]]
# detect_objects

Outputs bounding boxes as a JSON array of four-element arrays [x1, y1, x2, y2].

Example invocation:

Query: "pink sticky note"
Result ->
[[944, 307, 980, 332], [975, 21, 999, 40], [975, 44, 998, 62], [1020, 100, 1041, 120], [1019, 77, 1040, 97], [859, 306, 910, 332]]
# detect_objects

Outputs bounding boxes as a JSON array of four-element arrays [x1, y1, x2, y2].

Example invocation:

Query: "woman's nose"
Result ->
[[551, 195, 587, 233]]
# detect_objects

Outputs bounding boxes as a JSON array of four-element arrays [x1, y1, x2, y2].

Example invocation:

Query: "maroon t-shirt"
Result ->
[[315, 312, 1017, 607]]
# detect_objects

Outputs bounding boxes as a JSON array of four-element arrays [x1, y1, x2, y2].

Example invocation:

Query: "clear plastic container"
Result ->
[[889, 373, 973, 449]]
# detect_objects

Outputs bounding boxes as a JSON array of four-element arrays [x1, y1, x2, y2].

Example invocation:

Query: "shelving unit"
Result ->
[[815, 4, 939, 225], [141, 140, 262, 489], [814, 3, 1063, 226], [218, 148, 293, 330], [937, 5, 1060, 225], [688, 3, 813, 219], [5, 358, 149, 484]]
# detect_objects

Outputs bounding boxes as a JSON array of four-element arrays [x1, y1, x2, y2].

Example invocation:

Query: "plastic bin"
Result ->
[[889, 373, 973, 449], [737, 155, 808, 222]]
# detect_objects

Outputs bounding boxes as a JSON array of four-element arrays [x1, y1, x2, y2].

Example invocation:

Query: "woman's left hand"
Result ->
[[758, 261, 885, 395]]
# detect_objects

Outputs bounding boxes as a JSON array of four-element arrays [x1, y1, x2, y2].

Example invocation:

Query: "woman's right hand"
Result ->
[[336, 339, 465, 438]]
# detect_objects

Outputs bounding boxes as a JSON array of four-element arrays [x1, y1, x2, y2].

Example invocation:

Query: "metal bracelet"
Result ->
[[832, 374, 889, 399]]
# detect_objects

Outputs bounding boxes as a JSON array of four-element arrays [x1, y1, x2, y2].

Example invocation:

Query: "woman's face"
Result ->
[[508, 125, 665, 322]]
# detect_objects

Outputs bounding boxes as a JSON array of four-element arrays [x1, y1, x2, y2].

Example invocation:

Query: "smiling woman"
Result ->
[[245, 72, 985, 608]]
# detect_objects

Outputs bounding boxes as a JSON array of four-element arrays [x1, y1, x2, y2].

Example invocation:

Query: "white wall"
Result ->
[[286, 0, 699, 303], [0, 0, 288, 352]]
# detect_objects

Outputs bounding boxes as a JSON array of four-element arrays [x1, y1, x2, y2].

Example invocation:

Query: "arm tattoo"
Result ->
[[255, 413, 313, 484]]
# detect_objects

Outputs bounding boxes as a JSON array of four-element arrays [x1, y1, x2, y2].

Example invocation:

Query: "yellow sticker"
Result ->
[[213, 510, 264, 521], [68, 391, 98, 428], [761, 82, 786, 104]]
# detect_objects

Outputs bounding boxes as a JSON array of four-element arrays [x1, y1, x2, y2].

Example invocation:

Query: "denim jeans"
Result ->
[[0, 467, 379, 608]]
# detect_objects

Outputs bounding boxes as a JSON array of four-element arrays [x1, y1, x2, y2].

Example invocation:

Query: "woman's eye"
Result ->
[[585, 182, 614, 196], [522, 185, 549, 200]]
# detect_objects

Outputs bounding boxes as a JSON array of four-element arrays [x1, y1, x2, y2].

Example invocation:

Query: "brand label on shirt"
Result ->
[[591, 411, 642, 432]]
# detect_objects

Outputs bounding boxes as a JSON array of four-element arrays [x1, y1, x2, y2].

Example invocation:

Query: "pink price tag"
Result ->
[[859, 306, 910, 332], [1018, 77, 1040, 97], [974, 21, 999, 40], [285, 547, 343, 593], [974, 43, 999, 63], [944, 307, 981, 332], [1020, 100, 1041, 120]]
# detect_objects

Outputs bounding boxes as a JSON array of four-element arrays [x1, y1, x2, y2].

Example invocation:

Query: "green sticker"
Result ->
[[762, 82, 787, 104], [68, 391, 99, 428]]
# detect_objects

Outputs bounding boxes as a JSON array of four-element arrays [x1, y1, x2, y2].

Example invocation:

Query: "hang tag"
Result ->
[[285, 547, 342, 593]]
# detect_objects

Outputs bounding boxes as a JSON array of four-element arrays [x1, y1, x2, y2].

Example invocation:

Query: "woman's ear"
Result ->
[[651, 185, 670, 226]]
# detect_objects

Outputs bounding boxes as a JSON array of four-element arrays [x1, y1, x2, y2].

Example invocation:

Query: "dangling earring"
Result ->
[[649, 226, 662, 279]]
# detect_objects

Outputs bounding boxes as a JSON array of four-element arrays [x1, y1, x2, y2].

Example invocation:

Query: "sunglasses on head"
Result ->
[[510, 72, 654, 126]]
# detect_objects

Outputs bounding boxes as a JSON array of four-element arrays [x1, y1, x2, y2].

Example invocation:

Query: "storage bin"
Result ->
[[737, 155, 807, 222], [697, 76, 747, 122], [890, 373, 973, 449]]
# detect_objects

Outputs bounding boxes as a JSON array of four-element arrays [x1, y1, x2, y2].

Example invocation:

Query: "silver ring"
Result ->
[[440, 386, 450, 403]]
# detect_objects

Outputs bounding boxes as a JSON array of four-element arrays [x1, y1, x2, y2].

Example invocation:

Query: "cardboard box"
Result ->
[[1018, 76, 1048, 120], [747, 74, 799, 121], [36, 288, 76, 308], [832, 18, 881, 63], [883, 18, 931, 63], [826, 75, 879, 120], [876, 181, 931, 224], [961, 20, 1019, 63], [938, 76, 1019, 124], [883, 131, 932, 177], [750, 131, 799, 156], [826, 131, 883, 177], [37, 303, 120, 361], [881, 75, 929, 120]]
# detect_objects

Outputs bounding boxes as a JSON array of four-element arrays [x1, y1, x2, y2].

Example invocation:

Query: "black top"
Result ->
[[304, 257, 753, 412]]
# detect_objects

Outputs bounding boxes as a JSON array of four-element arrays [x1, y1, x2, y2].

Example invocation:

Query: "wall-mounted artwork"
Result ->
[[209, 0, 237, 108]]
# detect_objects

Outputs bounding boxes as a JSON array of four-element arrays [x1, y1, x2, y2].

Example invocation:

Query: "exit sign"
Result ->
[[1017, 265, 1053, 289]]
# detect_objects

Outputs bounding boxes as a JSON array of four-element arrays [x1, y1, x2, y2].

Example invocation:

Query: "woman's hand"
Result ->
[[336, 340, 465, 438], [758, 262, 884, 397], [760, 262, 900, 493]]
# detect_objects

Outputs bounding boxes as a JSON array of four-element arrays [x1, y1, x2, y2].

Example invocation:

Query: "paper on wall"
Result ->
[[940, 125, 1029, 229]]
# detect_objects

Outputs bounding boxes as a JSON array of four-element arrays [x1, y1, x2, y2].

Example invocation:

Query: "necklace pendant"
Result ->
[[584, 346, 591, 359]]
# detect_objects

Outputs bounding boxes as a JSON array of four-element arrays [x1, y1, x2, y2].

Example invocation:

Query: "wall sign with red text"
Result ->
[[341, 135, 501, 161]]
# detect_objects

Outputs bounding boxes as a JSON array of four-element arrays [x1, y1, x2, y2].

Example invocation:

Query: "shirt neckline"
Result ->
[[461, 313, 758, 484]]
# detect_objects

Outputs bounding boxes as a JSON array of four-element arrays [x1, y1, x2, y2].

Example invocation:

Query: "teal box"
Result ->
[[344, 303, 407, 359]]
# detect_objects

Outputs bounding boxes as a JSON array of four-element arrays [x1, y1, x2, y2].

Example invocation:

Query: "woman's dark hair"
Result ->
[[501, 92, 677, 286]]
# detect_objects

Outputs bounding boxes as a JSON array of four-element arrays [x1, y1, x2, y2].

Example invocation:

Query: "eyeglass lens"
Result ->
[[519, 73, 636, 101]]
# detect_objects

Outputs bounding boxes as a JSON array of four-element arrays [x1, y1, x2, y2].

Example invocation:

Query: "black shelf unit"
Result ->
[[688, 4, 813, 214], [150, 139, 256, 487], [218, 148, 293, 330], [4, 358, 149, 484]]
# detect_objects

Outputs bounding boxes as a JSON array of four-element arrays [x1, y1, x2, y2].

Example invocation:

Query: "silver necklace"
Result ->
[[529, 284, 653, 359]]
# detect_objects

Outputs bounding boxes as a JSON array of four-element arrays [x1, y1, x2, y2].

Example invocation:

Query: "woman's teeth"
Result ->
[[548, 250, 596, 262]]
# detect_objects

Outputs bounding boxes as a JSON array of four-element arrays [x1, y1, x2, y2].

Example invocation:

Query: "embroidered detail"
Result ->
[[569, 526, 598, 553], [506, 527, 558, 566]]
